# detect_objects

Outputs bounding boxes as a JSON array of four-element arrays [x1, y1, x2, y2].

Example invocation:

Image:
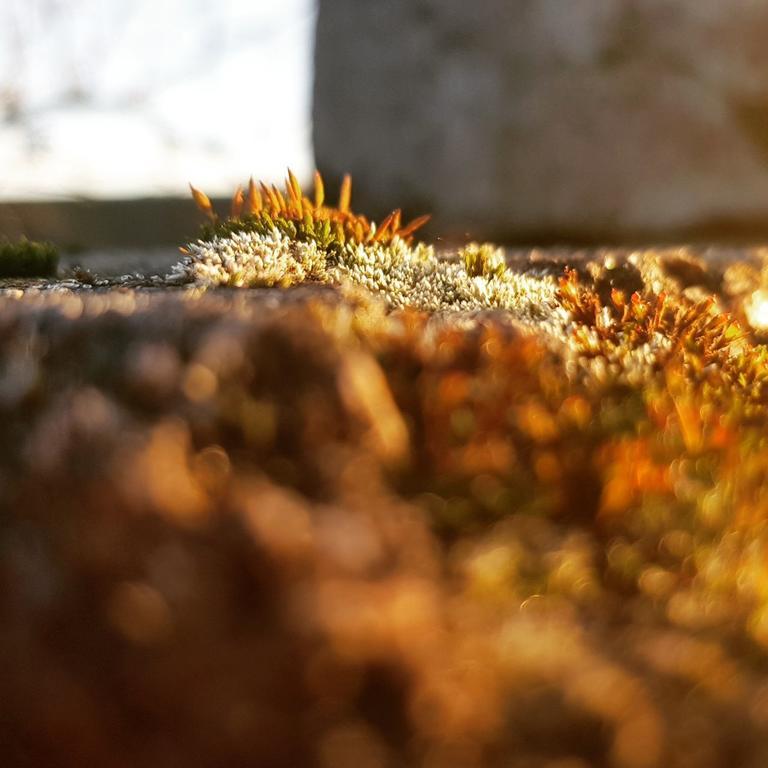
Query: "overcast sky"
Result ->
[[0, 0, 315, 200]]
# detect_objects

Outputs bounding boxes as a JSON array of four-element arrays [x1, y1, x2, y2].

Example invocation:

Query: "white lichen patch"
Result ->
[[171, 230, 327, 288], [171, 228, 559, 322]]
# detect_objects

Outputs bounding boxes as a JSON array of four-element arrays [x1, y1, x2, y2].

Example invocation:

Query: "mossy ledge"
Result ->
[[171, 172, 558, 319]]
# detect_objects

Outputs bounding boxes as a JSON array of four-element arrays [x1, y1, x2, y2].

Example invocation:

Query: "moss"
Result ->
[[190, 170, 430, 253], [175, 172, 559, 318], [0, 238, 59, 278], [461, 242, 507, 279]]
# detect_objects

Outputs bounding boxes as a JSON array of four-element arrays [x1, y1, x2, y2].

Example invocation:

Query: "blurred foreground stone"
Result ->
[[3, 249, 768, 766]]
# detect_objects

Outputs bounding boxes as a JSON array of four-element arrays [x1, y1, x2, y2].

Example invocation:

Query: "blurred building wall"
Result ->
[[314, 0, 768, 242]]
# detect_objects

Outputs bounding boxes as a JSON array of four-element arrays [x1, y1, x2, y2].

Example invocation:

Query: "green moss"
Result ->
[[0, 238, 59, 278], [189, 171, 430, 257], [199, 213, 343, 257], [462, 242, 507, 279]]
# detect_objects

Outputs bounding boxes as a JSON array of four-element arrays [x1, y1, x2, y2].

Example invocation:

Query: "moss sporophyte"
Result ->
[[172, 171, 558, 318]]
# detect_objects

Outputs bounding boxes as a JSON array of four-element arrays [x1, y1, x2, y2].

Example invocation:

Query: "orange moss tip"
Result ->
[[338, 173, 352, 214], [189, 169, 431, 248], [246, 177, 262, 215], [230, 185, 245, 219], [189, 184, 217, 223], [398, 214, 432, 239], [313, 170, 325, 208]]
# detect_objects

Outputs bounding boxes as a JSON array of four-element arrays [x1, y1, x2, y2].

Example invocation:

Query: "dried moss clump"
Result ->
[[0, 237, 58, 278]]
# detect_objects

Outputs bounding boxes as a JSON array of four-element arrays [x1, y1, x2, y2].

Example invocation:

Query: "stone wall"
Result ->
[[314, 0, 768, 242]]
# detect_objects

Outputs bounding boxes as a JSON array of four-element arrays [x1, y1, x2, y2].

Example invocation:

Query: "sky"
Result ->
[[0, 0, 315, 200]]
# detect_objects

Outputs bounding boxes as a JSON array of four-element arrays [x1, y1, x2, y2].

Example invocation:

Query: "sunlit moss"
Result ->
[[173, 171, 559, 318], [0, 237, 58, 278], [190, 170, 430, 252]]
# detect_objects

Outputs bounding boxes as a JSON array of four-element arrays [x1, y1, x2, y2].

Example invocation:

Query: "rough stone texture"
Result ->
[[314, 0, 768, 241]]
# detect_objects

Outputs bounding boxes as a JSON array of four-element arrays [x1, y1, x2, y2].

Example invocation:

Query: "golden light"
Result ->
[[746, 289, 768, 331]]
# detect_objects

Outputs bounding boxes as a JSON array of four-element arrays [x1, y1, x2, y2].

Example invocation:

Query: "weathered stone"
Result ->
[[314, 0, 768, 241]]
